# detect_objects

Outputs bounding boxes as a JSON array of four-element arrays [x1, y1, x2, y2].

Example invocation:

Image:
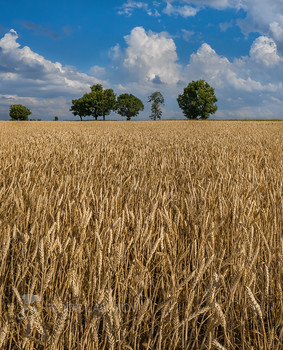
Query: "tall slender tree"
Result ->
[[148, 92, 165, 120]]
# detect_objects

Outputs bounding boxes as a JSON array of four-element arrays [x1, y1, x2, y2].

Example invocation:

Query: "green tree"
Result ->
[[100, 89, 116, 120], [54, 116, 59, 121], [70, 95, 90, 121], [148, 91, 165, 120], [90, 84, 103, 94], [9, 104, 31, 121], [90, 85, 116, 121], [70, 85, 116, 121], [116, 94, 144, 120], [177, 80, 218, 120], [89, 84, 103, 120]]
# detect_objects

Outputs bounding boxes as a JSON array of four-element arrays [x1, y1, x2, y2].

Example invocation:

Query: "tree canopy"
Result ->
[[70, 95, 91, 121], [70, 84, 116, 120], [98, 88, 116, 121], [9, 104, 31, 121], [148, 92, 165, 120], [116, 94, 144, 120], [177, 80, 218, 120]]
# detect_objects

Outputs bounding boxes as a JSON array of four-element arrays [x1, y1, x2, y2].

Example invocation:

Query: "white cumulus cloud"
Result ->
[[123, 27, 181, 84], [250, 36, 281, 67], [0, 29, 20, 50]]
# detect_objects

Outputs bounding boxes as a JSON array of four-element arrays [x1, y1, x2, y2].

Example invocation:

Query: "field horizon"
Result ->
[[1, 118, 283, 122]]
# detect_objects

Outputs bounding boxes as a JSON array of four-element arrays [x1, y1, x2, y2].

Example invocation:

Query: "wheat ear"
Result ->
[[51, 308, 68, 347], [212, 339, 227, 350], [0, 324, 8, 348], [245, 286, 263, 320]]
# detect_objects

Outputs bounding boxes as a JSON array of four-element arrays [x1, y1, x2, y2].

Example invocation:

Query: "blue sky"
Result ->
[[0, 0, 283, 120]]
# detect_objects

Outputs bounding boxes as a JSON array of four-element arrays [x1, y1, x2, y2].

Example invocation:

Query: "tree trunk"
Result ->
[[103, 114, 105, 121], [80, 116, 82, 121], [127, 116, 131, 121]]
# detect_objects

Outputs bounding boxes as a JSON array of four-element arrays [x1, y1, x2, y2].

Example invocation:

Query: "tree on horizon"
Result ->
[[116, 94, 144, 120], [9, 104, 31, 121], [148, 91, 165, 120], [177, 80, 218, 120], [70, 84, 116, 121]]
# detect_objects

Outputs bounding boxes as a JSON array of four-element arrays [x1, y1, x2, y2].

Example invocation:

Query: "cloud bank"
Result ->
[[0, 29, 102, 119], [0, 25, 283, 119], [113, 26, 283, 118]]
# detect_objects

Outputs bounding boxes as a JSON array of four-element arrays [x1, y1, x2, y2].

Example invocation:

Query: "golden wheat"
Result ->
[[0, 120, 282, 349]]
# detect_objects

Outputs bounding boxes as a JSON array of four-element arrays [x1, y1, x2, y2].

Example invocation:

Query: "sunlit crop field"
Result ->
[[0, 120, 282, 349]]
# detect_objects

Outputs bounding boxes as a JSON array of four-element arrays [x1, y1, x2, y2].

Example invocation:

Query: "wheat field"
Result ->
[[0, 120, 282, 349]]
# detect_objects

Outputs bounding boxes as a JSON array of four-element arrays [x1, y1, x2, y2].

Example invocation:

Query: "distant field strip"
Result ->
[[0, 121, 282, 349]]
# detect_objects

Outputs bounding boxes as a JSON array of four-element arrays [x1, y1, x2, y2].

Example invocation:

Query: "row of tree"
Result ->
[[70, 84, 165, 121], [9, 80, 218, 120], [70, 80, 217, 121]]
